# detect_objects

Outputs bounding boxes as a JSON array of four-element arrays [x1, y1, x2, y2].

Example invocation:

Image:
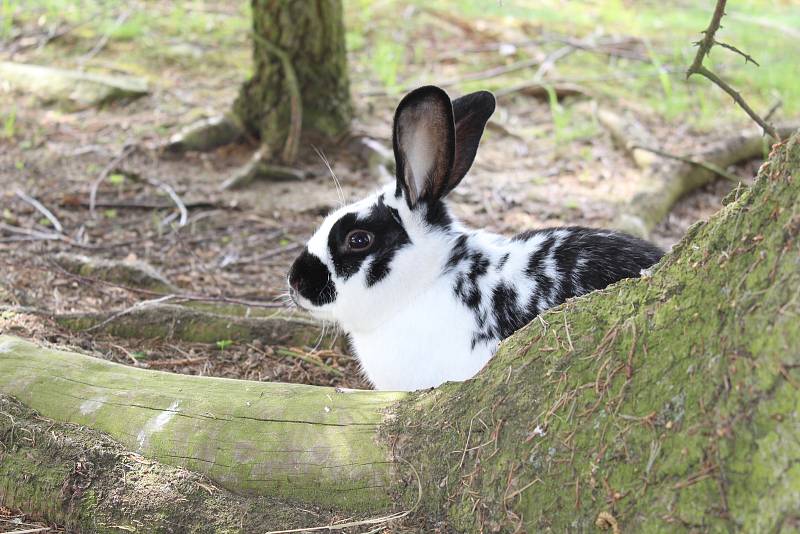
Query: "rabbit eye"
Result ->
[[346, 230, 374, 252]]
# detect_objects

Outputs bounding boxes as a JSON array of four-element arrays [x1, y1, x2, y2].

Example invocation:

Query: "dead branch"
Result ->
[[145, 177, 188, 227], [88, 144, 137, 219], [686, 0, 780, 140], [14, 189, 63, 233]]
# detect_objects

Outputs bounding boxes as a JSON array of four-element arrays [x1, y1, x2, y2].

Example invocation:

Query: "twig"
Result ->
[[495, 65, 685, 98], [362, 56, 544, 97], [83, 294, 177, 333], [78, 9, 131, 67], [48, 260, 288, 309], [89, 144, 136, 219], [0, 222, 61, 241], [764, 100, 782, 123], [251, 32, 302, 164], [713, 40, 759, 65], [631, 144, 743, 182], [13, 190, 63, 233], [275, 348, 344, 378], [686, 0, 780, 140], [531, 45, 575, 80], [146, 177, 188, 227]]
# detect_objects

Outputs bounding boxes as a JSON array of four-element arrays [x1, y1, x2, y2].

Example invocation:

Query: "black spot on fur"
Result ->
[[288, 248, 337, 306], [445, 235, 469, 271], [447, 236, 490, 310], [327, 195, 410, 286], [424, 199, 452, 228], [464, 227, 662, 346], [491, 282, 525, 338], [496, 253, 510, 271], [525, 234, 557, 305]]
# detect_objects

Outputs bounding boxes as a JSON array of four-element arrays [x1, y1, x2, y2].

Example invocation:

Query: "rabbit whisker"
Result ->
[[313, 145, 345, 207]]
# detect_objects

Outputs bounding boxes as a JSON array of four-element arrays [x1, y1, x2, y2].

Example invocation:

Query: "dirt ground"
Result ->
[[0, 2, 783, 531]]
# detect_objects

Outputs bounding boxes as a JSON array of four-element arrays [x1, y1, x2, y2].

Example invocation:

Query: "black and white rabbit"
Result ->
[[288, 85, 662, 391]]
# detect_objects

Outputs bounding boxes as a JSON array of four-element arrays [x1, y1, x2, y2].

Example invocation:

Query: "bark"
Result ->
[[233, 0, 353, 156], [1, 134, 799, 531]]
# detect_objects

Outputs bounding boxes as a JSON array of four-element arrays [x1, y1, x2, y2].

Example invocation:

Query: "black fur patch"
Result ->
[[288, 249, 337, 306], [496, 253, 510, 271], [447, 235, 489, 310], [424, 199, 452, 228], [524, 234, 557, 306], [491, 282, 525, 339], [327, 195, 410, 287]]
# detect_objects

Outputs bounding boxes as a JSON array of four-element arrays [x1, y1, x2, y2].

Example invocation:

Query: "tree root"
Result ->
[[53, 253, 176, 292], [164, 113, 245, 153], [220, 147, 310, 190], [2, 302, 335, 348], [0, 394, 346, 533], [597, 107, 799, 236], [57, 303, 334, 347]]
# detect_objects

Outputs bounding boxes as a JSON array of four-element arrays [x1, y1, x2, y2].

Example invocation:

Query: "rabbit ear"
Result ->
[[392, 86, 495, 209], [447, 90, 495, 195], [392, 85, 456, 208]]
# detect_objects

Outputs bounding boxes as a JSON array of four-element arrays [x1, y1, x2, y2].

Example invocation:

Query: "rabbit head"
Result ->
[[288, 86, 496, 335]]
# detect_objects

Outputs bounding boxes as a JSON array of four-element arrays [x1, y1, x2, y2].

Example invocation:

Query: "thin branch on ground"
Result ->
[[495, 65, 685, 99], [47, 260, 288, 309], [764, 100, 782, 122], [145, 177, 188, 227], [14, 189, 63, 233], [686, 0, 780, 140], [89, 144, 137, 219], [251, 31, 302, 164], [83, 294, 177, 333], [630, 145, 743, 182], [78, 9, 131, 68]]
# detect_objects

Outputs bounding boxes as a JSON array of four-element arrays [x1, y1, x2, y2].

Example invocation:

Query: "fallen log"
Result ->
[[0, 336, 404, 515]]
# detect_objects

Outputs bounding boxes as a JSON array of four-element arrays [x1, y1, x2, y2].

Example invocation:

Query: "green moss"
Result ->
[[0, 336, 404, 512], [0, 395, 366, 532], [384, 134, 800, 532]]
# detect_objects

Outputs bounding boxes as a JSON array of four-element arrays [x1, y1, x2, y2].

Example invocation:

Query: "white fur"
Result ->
[[294, 184, 561, 391]]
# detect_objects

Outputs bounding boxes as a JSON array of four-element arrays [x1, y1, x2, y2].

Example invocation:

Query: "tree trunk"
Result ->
[[2, 134, 798, 532], [233, 0, 353, 158]]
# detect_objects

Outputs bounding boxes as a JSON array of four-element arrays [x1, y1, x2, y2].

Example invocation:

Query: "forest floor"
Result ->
[[0, 1, 797, 531]]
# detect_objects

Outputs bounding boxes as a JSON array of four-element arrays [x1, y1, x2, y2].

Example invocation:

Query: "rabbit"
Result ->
[[288, 85, 663, 391]]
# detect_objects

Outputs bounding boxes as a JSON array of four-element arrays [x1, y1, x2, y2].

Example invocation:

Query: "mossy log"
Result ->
[[0, 337, 404, 516], [54, 302, 338, 347], [2, 135, 799, 531]]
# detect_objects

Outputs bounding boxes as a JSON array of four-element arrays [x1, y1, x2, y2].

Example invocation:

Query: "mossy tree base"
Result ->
[[233, 0, 352, 156], [388, 134, 800, 531]]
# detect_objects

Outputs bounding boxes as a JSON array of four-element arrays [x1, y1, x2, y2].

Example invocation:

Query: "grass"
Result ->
[[2, 0, 796, 136], [345, 0, 798, 132]]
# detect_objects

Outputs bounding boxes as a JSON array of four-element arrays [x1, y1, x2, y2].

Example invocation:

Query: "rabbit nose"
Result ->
[[290, 276, 302, 291]]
